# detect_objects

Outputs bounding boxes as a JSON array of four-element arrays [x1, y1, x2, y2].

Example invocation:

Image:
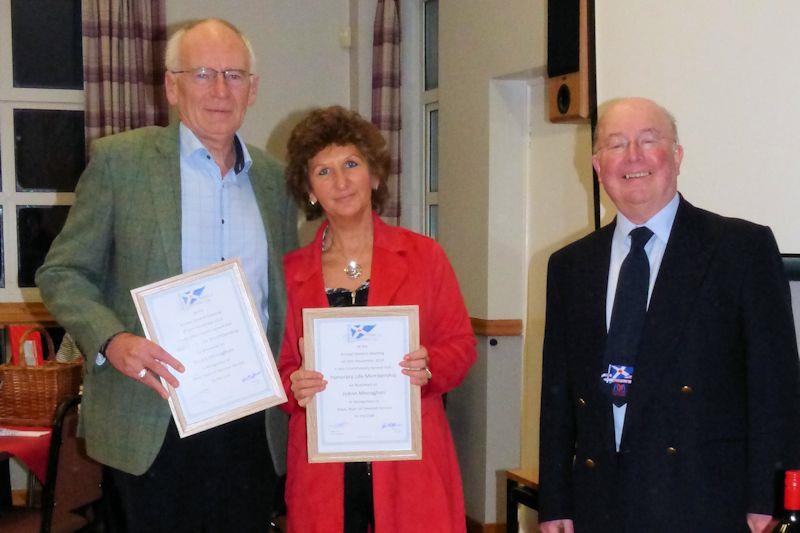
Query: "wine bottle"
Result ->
[[774, 470, 800, 532]]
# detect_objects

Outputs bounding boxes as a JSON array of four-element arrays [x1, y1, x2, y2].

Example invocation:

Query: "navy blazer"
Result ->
[[539, 197, 800, 531]]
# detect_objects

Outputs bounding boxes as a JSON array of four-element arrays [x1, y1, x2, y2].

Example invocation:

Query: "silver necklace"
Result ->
[[322, 225, 365, 280]]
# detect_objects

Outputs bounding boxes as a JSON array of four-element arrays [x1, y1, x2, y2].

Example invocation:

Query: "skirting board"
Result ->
[[466, 516, 505, 533]]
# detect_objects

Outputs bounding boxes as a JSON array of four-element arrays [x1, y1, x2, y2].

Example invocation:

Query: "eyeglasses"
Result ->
[[170, 67, 252, 88], [597, 132, 675, 155]]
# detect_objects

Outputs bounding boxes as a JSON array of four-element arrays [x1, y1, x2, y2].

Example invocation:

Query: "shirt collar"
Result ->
[[178, 122, 253, 175], [615, 192, 680, 244]]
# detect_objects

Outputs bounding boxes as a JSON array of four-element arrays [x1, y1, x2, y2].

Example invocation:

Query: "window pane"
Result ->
[[428, 109, 438, 193], [428, 204, 438, 241], [11, 0, 83, 89], [14, 109, 85, 192], [424, 0, 438, 91], [17, 205, 70, 287]]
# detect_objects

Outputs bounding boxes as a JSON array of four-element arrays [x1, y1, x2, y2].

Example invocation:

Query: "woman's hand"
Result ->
[[290, 337, 327, 407], [400, 346, 432, 386], [290, 368, 327, 407]]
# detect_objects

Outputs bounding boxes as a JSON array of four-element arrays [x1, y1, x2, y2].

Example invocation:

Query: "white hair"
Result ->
[[164, 18, 257, 73]]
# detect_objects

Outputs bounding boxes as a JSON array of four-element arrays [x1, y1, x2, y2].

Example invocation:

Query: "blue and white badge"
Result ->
[[601, 364, 634, 398]]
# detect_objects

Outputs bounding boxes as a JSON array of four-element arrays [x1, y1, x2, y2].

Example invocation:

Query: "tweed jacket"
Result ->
[[36, 122, 297, 475], [538, 198, 800, 531]]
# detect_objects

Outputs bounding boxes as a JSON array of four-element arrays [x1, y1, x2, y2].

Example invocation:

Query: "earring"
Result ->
[[309, 195, 317, 206]]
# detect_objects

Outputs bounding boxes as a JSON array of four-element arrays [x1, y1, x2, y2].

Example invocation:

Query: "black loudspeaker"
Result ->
[[547, 0, 589, 122]]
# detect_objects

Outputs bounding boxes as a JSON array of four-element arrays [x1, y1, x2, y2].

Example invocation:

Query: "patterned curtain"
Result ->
[[82, 0, 168, 145], [371, 0, 402, 220]]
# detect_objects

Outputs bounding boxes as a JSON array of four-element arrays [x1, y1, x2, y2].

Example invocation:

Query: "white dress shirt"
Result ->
[[179, 123, 270, 329]]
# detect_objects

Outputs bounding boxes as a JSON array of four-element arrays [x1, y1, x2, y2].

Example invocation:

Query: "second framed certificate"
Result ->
[[303, 305, 421, 463]]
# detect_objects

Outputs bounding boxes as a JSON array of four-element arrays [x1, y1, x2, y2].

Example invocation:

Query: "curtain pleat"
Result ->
[[371, 0, 402, 220], [82, 0, 168, 146]]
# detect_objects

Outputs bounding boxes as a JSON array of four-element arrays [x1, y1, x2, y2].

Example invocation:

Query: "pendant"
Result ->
[[344, 260, 362, 279]]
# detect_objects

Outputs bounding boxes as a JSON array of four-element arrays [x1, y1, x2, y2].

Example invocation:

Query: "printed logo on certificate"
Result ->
[[131, 259, 287, 438], [303, 305, 422, 463]]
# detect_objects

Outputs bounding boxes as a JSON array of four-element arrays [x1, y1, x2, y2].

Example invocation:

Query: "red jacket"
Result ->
[[279, 213, 477, 532]]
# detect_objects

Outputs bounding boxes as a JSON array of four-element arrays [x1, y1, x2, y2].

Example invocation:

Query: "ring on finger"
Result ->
[[423, 367, 432, 380], [137, 368, 147, 380]]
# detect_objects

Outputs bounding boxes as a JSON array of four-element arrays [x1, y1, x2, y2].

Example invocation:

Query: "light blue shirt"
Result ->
[[608, 193, 680, 450], [179, 123, 270, 329]]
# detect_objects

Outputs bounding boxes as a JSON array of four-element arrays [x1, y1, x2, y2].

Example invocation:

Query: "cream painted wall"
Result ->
[[595, 1, 800, 251], [166, 0, 353, 163], [439, 0, 541, 319], [438, 0, 595, 525], [522, 79, 594, 474]]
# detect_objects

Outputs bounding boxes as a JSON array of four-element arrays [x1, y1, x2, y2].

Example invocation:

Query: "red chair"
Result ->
[[0, 395, 103, 532]]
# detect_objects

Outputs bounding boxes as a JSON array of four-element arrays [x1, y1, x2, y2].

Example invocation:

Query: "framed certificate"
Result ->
[[303, 305, 421, 463], [131, 259, 287, 437]]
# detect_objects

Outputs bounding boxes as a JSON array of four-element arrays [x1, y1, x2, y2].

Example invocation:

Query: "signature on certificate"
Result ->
[[241, 372, 259, 383]]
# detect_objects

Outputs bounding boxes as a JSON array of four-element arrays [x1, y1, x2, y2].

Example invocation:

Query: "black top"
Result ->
[[326, 281, 373, 533]]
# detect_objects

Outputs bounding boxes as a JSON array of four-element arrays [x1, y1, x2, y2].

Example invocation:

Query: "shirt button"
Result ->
[[584, 458, 596, 469], [666, 447, 678, 456], [680, 385, 693, 395]]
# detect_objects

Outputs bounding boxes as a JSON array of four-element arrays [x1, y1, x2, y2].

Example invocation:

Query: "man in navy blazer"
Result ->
[[539, 97, 800, 532]]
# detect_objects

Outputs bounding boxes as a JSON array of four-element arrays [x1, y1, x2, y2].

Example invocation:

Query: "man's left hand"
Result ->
[[747, 513, 777, 533]]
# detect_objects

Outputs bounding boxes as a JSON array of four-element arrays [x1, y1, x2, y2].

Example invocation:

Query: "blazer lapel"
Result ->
[[249, 158, 279, 262], [585, 224, 614, 356], [367, 215, 408, 306], [248, 157, 287, 343], [291, 224, 329, 310], [622, 199, 721, 440], [147, 123, 182, 276], [582, 224, 617, 452]]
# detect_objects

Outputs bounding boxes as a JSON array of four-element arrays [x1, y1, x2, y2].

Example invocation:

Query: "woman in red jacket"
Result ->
[[279, 106, 476, 532]]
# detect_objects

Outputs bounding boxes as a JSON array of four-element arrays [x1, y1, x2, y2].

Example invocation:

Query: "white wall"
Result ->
[[595, 1, 800, 252]]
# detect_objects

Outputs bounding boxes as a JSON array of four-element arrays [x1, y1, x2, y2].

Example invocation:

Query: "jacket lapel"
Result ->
[[147, 123, 182, 276], [291, 224, 329, 310], [367, 215, 408, 307], [249, 158, 279, 262], [582, 224, 617, 451]]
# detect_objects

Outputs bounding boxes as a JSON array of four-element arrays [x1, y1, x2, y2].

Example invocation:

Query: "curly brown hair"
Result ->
[[285, 106, 391, 220]]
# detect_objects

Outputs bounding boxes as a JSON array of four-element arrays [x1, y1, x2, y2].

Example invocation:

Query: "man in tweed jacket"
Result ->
[[36, 19, 297, 531]]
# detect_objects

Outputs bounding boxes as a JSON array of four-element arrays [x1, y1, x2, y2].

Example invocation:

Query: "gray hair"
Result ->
[[593, 98, 679, 153], [165, 18, 257, 73]]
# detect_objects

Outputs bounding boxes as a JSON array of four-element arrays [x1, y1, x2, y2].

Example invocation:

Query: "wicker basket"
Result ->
[[0, 326, 83, 426]]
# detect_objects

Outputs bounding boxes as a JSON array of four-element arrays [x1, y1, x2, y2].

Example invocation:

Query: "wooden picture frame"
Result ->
[[303, 305, 421, 463], [131, 259, 286, 437]]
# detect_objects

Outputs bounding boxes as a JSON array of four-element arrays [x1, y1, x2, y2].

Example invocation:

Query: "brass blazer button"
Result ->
[[584, 458, 596, 468], [577, 398, 587, 407], [666, 447, 678, 456], [680, 385, 693, 395]]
